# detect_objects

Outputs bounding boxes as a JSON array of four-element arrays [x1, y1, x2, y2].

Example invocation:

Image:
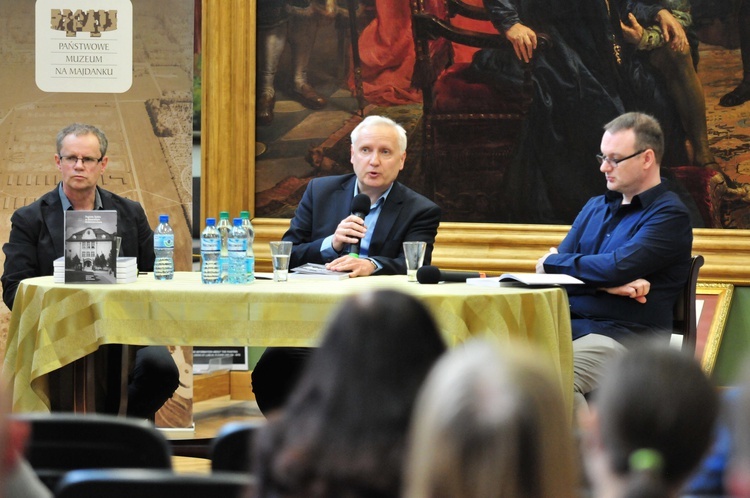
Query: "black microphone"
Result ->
[[346, 193, 371, 257], [417, 265, 486, 284]]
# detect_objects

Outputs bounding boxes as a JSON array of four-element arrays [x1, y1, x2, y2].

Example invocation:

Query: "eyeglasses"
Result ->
[[595, 149, 646, 168], [60, 156, 102, 167]]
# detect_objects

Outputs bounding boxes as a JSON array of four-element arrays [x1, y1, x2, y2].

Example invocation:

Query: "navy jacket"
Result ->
[[283, 174, 441, 275]]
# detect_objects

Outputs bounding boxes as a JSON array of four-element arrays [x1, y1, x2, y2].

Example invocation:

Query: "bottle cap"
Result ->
[[233, 218, 242, 226], [159, 214, 168, 223], [240, 210, 249, 219], [206, 217, 216, 226], [219, 211, 229, 219]]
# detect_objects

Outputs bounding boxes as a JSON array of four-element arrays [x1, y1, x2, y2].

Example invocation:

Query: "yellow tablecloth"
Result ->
[[3, 272, 573, 414]]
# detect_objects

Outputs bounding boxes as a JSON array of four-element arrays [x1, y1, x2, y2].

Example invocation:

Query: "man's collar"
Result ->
[[605, 181, 667, 209], [58, 183, 103, 211], [353, 182, 395, 207]]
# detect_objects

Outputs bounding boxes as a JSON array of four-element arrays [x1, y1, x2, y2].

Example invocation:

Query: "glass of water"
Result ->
[[269, 241, 293, 282]]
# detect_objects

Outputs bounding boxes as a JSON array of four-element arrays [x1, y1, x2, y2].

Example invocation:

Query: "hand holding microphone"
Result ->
[[343, 193, 371, 258]]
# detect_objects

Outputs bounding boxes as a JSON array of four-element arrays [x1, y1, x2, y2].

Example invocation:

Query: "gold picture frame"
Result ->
[[696, 283, 734, 376]]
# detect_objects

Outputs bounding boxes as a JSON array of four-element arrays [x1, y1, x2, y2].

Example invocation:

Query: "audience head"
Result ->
[[254, 289, 446, 497], [727, 360, 750, 497], [0, 378, 31, 498], [580, 342, 718, 498], [403, 339, 578, 498]]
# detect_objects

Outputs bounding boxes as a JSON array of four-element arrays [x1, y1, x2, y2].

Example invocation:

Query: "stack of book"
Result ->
[[53, 257, 65, 283], [116, 257, 138, 283], [52, 256, 139, 283]]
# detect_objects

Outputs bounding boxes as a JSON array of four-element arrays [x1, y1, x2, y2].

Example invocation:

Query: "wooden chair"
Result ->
[[13, 413, 172, 491], [410, 0, 548, 221], [210, 420, 265, 473], [673, 255, 705, 356], [54, 468, 254, 498]]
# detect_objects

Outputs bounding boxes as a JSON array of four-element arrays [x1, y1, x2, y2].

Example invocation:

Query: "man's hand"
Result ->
[[621, 13, 644, 45], [655, 9, 687, 51], [505, 23, 537, 63], [326, 255, 376, 277], [536, 247, 557, 274], [331, 214, 367, 254], [600, 278, 651, 304]]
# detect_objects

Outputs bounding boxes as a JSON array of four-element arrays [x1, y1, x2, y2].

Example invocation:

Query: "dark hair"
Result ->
[[595, 342, 718, 498], [254, 290, 447, 498], [603, 112, 664, 165], [56, 123, 108, 157]]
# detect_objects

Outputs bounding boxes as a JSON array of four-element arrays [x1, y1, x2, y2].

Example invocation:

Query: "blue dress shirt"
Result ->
[[320, 183, 393, 265], [543, 181, 693, 343]]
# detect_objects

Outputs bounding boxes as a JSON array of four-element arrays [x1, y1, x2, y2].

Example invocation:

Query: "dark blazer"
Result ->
[[2, 185, 155, 309], [283, 174, 441, 275]]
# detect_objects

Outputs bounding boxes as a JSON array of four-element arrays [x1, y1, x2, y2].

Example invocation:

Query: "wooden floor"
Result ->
[[169, 396, 265, 474]]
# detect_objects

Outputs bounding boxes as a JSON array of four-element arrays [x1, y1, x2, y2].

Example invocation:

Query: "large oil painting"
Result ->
[[253, 0, 750, 229]]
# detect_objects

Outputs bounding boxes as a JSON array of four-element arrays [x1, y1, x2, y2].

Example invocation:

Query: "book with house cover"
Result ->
[[289, 262, 349, 280], [64, 210, 118, 284], [467, 273, 584, 287]]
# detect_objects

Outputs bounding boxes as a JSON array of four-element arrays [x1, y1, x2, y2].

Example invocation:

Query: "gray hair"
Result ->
[[56, 123, 108, 158], [604, 112, 664, 165], [350, 115, 407, 153]]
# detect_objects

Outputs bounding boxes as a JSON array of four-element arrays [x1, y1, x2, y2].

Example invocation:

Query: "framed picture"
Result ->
[[198, 3, 750, 283], [696, 283, 734, 375]]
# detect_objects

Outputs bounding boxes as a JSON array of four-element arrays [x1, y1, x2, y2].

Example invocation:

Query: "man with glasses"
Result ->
[[1, 123, 178, 420], [536, 112, 693, 411]]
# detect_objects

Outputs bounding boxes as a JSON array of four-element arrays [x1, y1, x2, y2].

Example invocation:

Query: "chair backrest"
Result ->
[[54, 468, 254, 498], [210, 420, 265, 473], [13, 413, 172, 491], [673, 255, 705, 355]]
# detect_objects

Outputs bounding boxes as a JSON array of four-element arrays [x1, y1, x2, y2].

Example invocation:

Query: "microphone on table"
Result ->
[[345, 193, 371, 258], [417, 265, 486, 284]]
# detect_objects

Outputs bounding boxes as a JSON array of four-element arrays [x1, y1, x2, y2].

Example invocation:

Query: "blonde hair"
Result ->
[[403, 339, 578, 498]]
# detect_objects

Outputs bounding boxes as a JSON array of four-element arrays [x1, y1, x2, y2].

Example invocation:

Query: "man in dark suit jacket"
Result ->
[[1, 123, 178, 419], [284, 174, 440, 274], [252, 115, 442, 414]]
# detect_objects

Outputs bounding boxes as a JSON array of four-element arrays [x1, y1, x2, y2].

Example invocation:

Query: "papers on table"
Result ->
[[467, 273, 583, 287], [289, 263, 349, 281]]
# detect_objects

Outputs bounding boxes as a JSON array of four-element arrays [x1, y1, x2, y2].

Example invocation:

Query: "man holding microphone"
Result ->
[[253, 115, 441, 414]]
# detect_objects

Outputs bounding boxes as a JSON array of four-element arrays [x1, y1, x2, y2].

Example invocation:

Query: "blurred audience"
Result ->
[[402, 339, 579, 498], [251, 289, 446, 498], [579, 342, 719, 498], [0, 379, 51, 498], [725, 361, 750, 497]]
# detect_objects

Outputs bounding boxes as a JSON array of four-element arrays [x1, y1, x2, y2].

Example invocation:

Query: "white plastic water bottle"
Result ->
[[227, 218, 248, 284], [153, 214, 174, 280], [200, 217, 221, 284], [240, 210, 255, 282], [217, 211, 231, 283]]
